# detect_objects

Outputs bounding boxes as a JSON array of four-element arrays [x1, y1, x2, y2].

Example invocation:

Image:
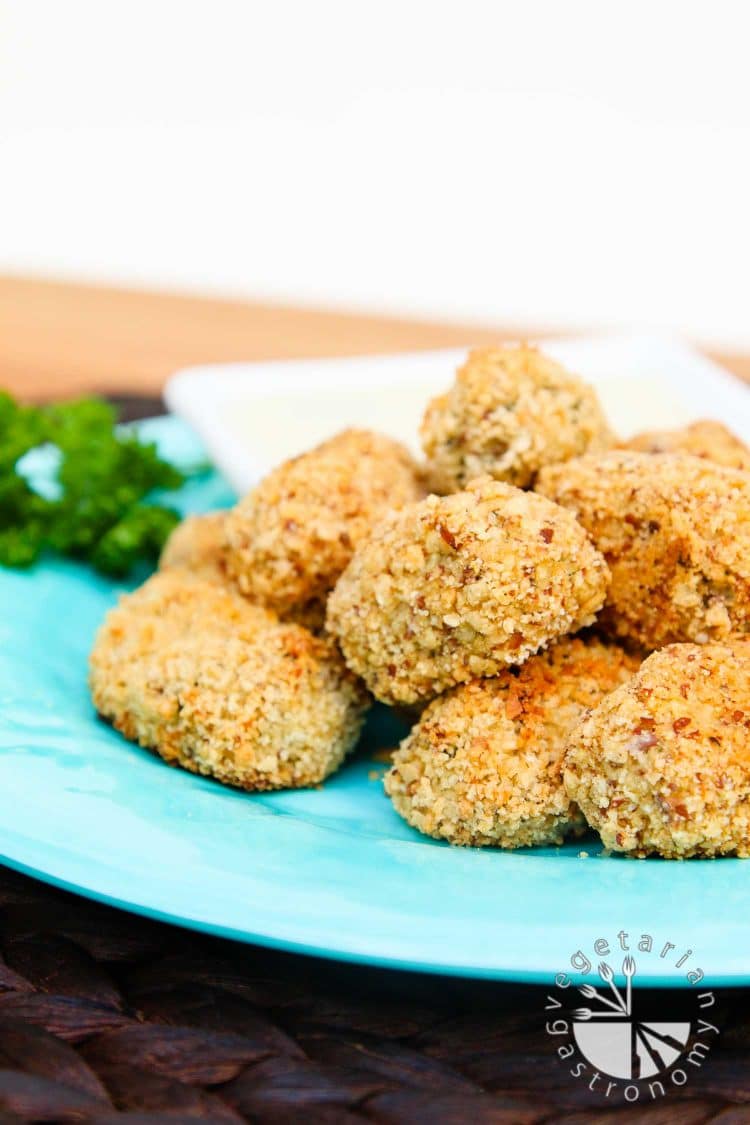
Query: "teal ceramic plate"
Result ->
[[1, 416, 749, 987]]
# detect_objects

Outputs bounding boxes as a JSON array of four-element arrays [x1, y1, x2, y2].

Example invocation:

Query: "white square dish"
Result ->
[[165, 332, 750, 494]]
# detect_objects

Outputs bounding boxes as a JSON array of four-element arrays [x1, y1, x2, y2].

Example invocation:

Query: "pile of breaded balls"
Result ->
[[90, 345, 750, 860]]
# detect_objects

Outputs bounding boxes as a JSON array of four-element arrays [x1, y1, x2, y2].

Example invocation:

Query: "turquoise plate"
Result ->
[[1, 416, 749, 986]]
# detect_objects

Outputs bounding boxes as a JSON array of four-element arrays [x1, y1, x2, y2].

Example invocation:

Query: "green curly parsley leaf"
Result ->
[[0, 391, 188, 576], [91, 504, 181, 577]]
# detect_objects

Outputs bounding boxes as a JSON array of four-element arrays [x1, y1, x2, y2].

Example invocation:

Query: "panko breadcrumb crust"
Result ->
[[160, 511, 229, 585], [622, 419, 750, 472], [224, 428, 422, 621], [564, 641, 750, 858], [536, 451, 750, 651], [326, 476, 610, 705], [160, 511, 325, 630], [90, 571, 368, 791], [420, 344, 613, 493], [385, 635, 640, 848]]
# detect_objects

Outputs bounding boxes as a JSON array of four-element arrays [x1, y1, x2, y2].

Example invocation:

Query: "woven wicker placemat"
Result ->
[[0, 863, 749, 1124]]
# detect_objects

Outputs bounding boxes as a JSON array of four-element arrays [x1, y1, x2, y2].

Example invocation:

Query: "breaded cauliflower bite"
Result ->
[[565, 641, 750, 858], [622, 420, 750, 472], [326, 476, 610, 705], [420, 345, 613, 493], [224, 428, 421, 625], [90, 571, 368, 790], [385, 635, 639, 848], [537, 451, 750, 651], [160, 511, 228, 585]]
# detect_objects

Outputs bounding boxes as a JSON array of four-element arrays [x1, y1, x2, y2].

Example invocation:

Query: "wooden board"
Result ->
[[1, 274, 748, 399]]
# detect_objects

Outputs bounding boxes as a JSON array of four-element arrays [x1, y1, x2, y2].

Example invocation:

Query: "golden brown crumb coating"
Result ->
[[420, 345, 613, 493], [160, 511, 229, 584], [623, 420, 750, 472], [385, 635, 640, 847], [90, 571, 368, 790], [326, 476, 610, 705], [160, 511, 325, 630], [564, 641, 750, 858], [224, 428, 421, 620], [536, 451, 750, 651]]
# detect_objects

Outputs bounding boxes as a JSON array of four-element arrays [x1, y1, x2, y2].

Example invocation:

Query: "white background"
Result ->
[[2, 0, 749, 347]]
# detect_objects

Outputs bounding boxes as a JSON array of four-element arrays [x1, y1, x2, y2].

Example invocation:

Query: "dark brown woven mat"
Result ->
[[1, 863, 750, 1124], [1, 396, 748, 1123]]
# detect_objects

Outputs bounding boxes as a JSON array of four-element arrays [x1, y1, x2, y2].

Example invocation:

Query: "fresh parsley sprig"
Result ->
[[0, 391, 185, 576]]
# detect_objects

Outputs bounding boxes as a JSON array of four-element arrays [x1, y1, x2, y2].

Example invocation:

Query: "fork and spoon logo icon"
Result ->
[[575, 956, 636, 1020], [571, 956, 692, 1080]]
